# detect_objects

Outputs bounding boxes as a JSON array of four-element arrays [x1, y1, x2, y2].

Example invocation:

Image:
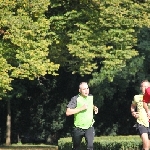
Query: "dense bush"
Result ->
[[58, 136, 142, 150]]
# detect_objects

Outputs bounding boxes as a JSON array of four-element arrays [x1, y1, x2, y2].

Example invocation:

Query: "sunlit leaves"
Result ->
[[0, 0, 59, 97], [0, 55, 13, 97], [89, 0, 150, 84], [49, 0, 150, 79]]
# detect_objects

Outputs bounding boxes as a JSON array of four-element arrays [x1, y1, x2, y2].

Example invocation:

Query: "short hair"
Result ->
[[141, 80, 150, 84], [141, 80, 150, 86], [79, 82, 88, 89]]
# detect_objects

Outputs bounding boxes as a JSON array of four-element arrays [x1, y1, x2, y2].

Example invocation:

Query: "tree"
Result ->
[[0, 0, 59, 145], [47, 0, 150, 136], [47, 0, 150, 81], [1, 0, 150, 143]]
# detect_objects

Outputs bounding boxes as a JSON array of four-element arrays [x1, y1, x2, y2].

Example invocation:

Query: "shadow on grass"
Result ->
[[0, 145, 58, 150]]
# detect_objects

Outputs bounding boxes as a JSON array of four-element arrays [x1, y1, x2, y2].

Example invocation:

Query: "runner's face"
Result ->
[[79, 83, 89, 97], [141, 82, 149, 94]]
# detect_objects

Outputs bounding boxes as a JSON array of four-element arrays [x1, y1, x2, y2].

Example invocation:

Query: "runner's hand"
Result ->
[[147, 110, 150, 119], [94, 106, 98, 114], [81, 104, 88, 111], [132, 112, 139, 118]]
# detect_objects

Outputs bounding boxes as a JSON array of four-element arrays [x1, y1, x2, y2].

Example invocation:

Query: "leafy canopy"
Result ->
[[0, 0, 59, 97]]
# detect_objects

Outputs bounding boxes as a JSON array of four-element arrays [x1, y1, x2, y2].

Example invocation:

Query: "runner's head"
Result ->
[[79, 82, 89, 97], [141, 80, 150, 94]]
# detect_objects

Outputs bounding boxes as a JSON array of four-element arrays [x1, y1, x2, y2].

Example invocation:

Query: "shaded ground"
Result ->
[[0, 145, 58, 150]]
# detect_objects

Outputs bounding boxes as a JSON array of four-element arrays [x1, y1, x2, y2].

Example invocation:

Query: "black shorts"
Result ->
[[134, 122, 150, 139]]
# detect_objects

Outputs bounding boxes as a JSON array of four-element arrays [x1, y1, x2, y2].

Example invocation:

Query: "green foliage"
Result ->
[[48, 0, 150, 83], [0, 0, 59, 97], [58, 136, 142, 150], [89, 0, 150, 83], [137, 27, 150, 80], [1, 0, 150, 144], [9, 77, 67, 144], [0, 55, 13, 97]]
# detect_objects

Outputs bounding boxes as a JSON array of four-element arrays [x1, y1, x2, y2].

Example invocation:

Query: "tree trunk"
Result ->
[[6, 99, 11, 145]]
